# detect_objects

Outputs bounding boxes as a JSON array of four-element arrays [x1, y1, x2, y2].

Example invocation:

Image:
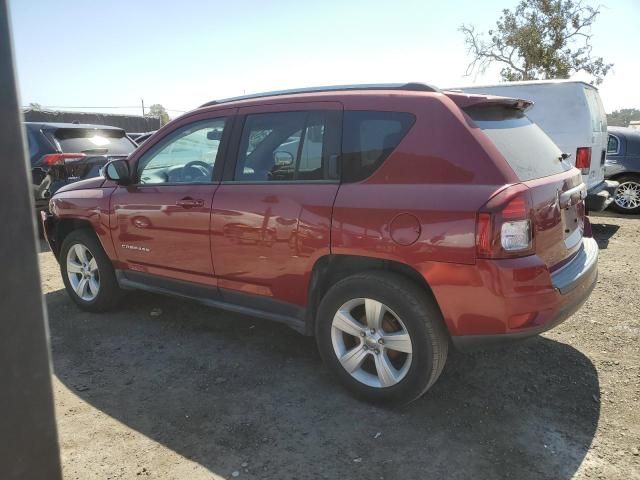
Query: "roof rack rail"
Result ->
[[200, 82, 439, 107]]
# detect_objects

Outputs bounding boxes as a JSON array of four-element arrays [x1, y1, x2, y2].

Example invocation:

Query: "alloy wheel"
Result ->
[[331, 298, 413, 388], [614, 181, 640, 210], [66, 243, 100, 301]]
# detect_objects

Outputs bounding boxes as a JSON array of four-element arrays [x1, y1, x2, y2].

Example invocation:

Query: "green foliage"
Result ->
[[607, 109, 640, 127], [146, 104, 170, 126], [460, 0, 612, 84]]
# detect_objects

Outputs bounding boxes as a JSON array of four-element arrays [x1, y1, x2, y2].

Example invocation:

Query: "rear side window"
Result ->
[[53, 128, 137, 155], [468, 106, 570, 182], [342, 111, 415, 182], [234, 111, 338, 182], [607, 135, 619, 154]]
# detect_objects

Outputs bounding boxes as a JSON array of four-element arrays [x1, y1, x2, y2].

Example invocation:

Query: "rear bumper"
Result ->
[[440, 237, 598, 351], [585, 180, 618, 211]]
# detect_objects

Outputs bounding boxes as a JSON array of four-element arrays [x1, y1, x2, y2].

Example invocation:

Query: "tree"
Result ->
[[460, 0, 613, 84], [28, 102, 42, 110], [146, 104, 170, 126], [607, 109, 640, 127]]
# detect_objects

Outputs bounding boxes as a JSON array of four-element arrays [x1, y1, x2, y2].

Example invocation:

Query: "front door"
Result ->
[[212, 103, 342, 307], [111, 114, 232, 285]]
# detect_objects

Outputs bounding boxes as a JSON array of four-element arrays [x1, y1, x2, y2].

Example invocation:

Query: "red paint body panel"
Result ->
[[212, 183, 338, 305], [110, 184, 218, 284]]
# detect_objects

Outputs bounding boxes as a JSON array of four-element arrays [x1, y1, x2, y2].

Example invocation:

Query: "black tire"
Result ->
[[315, 271, 448, 405], [611, 175, 640, 214], [60, 229, 123, 312]]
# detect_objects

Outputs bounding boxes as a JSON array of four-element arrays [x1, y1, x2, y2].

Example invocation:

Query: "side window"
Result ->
[[342, 111, 415, 182], [137, 118, 227, 184], [607, 135, 619, 154], [234, 111, 334, 181]]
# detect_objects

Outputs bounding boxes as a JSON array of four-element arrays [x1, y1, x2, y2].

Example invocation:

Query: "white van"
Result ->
[[450, 80, 617, 211]]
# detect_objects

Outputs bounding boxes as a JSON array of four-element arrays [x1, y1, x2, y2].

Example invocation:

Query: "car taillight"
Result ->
[[575, 147, 591, 174], [476, 184, 534, 259], [41, 153, 86, 166]]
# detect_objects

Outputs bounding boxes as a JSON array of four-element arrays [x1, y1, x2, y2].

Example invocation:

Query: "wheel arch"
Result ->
[[49, 217, 98, 259], [306, 254, 442, 335]]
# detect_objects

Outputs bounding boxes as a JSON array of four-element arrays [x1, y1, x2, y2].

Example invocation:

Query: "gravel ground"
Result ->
[[39, 213, 640, 480]]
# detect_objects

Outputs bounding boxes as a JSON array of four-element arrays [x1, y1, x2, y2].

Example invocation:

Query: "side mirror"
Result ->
[[273, 150, 294, 166], [104, 159, 131, 185]]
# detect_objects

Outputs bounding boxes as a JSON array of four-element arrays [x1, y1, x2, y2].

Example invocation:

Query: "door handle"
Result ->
[[176, 197, 204, 208]]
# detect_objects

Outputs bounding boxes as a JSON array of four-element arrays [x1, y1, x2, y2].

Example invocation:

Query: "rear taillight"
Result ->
[[476, 184, 534, 259], [575, 147, 592, 174], [41, 153, 85, 166]]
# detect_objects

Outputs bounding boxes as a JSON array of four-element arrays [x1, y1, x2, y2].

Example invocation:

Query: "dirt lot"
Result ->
[[39, 213, 639, 480]]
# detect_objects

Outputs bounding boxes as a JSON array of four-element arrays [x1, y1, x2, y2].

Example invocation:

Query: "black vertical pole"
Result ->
[[0, 1, 63, 478]]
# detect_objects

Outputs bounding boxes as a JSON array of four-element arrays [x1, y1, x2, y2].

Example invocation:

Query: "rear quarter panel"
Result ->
[[332, 94, 512, 267]]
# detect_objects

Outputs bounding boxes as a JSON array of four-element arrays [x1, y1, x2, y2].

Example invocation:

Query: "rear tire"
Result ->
[[60, 229, 122, 312], [315, 271, 448, 405], [611, 175, 640, 214]]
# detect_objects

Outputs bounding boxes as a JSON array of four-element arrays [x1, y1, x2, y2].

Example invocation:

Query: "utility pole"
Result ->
[[141, 98, 145, 116], [0, 0, 62, 478]]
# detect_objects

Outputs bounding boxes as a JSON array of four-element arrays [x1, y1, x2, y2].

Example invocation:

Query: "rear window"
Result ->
[[584, 88, 607, 134], [53, 128, 136, 155], [467, 106, 570, 181], [342, 111, 415, 182]]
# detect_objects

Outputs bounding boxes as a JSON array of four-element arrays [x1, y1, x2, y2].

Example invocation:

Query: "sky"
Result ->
[[8, 0, 640, 119]]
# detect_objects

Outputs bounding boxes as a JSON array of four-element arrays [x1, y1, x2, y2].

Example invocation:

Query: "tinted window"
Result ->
[[137, 118, 227, 184], [468, 106, 570, 181], [53, 128, 136, 155], [235, 111, 334, 181], [607, 135, 619, 154], [342, 111, 415, 182]]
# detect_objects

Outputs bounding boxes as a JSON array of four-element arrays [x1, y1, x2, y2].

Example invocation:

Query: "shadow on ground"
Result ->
[[591, 222, 620, 249], [47, 289, 600, 480]]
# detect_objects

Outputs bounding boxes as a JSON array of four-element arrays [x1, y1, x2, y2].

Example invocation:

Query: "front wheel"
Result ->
[[316, 272, 449, 405], [60, 229, 122, 312], [611, 175, 640, 214]]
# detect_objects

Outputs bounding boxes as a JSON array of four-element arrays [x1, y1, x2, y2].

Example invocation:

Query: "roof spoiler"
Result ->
[[444, 91, 534, 112]]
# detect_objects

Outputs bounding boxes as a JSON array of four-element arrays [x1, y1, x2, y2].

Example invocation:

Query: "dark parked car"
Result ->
[[132, 131, 156, 146], [42, 83, 598, 404], [26, 122, 137, 214], [605, 126, 640, 213]]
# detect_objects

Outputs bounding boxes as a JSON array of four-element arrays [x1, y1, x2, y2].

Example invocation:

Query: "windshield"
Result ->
[[53, 128, 137, 155], [467, 106, 571, 181]]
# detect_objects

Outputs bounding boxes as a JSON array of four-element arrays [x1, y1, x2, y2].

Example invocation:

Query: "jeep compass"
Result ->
[[42, 83, 598, 404]]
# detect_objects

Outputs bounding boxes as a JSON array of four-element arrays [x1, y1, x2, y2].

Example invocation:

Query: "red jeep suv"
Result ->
[[42, 83, 598, 404]]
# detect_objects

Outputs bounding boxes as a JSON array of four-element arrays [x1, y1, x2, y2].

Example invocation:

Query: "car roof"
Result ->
[[200, 83, 439, 108], [25, 122, 124, 131], [608, 126, 640, 140]]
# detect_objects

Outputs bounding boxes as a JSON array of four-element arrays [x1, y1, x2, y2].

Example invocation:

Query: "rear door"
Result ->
[[583, 86, 608, 188], [468, 105, 585, 269], [211, 102, 342, 307]]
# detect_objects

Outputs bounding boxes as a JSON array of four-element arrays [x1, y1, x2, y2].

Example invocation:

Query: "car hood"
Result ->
[[55, 176, 107, 194]]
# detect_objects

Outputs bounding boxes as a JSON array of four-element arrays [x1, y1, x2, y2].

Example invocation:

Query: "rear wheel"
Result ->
[[316, 272, 448, 405], [611, 175, 640, 214], [60, 229, 122, 312]]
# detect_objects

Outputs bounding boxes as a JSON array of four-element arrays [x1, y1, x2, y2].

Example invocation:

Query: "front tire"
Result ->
[[316, 271, 448, 405], [60, 229, 122, 312], [611, 175, 640, 214]]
